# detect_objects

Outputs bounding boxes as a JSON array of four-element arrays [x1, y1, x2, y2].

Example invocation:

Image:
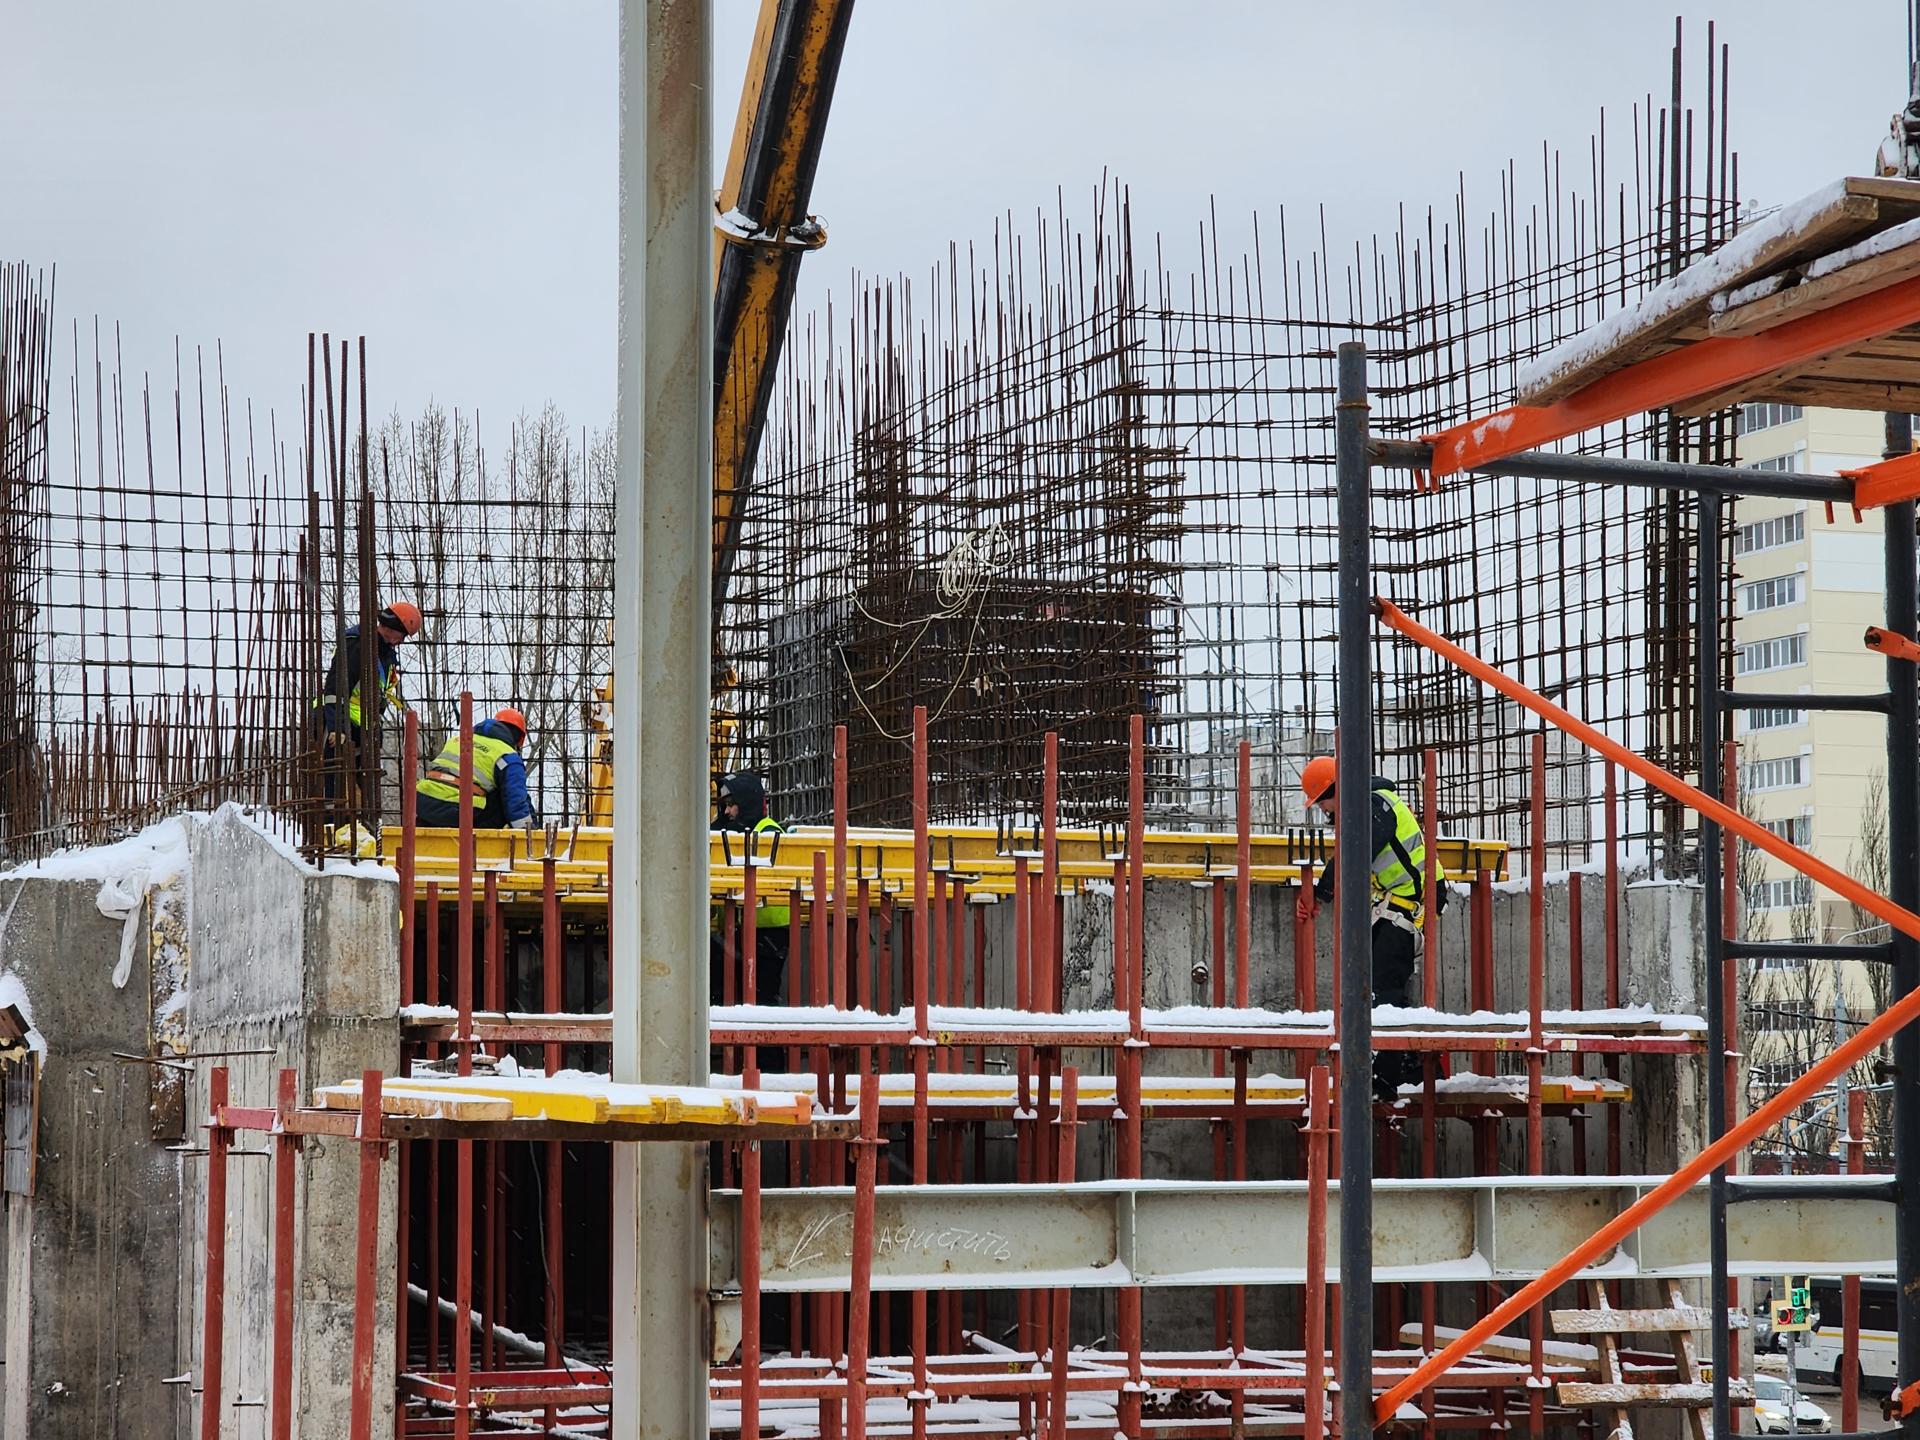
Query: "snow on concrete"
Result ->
[[6, 815, 193, 886], [1514, 179, 1850, 398], [3, 804, 394, 996]]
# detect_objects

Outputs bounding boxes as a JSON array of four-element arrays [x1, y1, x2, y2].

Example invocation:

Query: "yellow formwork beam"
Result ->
[[385, 823, 1509, 908]]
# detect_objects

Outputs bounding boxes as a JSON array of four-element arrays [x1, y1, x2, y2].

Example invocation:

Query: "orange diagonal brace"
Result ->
[[1371, 595, 1920, 1428], [1867, 625, 1920, 663], [1843, 451, 1920, 511], [1422, 271, 1920, 478], [1375, 597, 1920, 943]]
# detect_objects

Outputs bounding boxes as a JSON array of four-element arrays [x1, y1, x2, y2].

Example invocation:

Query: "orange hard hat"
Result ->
[[379, 601, 423, 637], [494, 707, 529, 742], [1300, 755, 1337, 806]]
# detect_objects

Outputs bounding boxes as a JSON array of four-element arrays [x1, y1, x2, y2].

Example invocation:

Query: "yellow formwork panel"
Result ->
[[384, 822, 1508, 907]]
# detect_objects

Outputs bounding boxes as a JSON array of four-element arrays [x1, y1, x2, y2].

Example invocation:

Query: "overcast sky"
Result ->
[[3, 3, 1910, 449]]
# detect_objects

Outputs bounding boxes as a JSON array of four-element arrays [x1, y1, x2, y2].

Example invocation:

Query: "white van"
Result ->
[[1791, 1277, 1896, 1393]]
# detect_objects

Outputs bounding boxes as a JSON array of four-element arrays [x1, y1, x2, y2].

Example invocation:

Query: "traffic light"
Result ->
[[1771, 1278, 1813, 1332]]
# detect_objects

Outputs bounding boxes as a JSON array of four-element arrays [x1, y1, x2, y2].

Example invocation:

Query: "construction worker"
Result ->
[[414, 708, 536, 829], [1294, 755, 1441, 1103], [314, 602, 420, 797], [710, 771, 790, 1008]]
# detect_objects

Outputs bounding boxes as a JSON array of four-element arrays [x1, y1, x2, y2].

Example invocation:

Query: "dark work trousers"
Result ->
[[312, 707, 362, 801], [1371, 916, 1422, 1097], [413, 792, 464, 827], [709, 927, 790, 1010]]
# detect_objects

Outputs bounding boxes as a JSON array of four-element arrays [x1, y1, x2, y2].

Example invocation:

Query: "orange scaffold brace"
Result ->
[[1420, 271, 1920, 481], [1371, 594, 1920, 1427]]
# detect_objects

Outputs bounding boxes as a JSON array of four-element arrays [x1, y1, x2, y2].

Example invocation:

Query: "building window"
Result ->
[[1736, 633, 1807, 674], [1741, 574, 1801, 613], [1756, 814, 1813, 846], [1743, 451, 1804, 474], [1744, 754, 1808, 792], [1736, 511, 1805, 555], [1755, 874, 1814, 909], [1741, 706, 1806, 732], [1738, 402, 1804, 433]]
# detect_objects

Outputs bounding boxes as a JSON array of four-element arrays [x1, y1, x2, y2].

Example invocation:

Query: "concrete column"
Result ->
[[612, 4, 713, 1439]]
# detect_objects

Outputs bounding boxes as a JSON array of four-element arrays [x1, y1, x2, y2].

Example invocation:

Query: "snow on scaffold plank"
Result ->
[[1513, 177, 1920, 405], [699, 1069, 1631, 1108], [317, 1071, 812, 1127], [399, 999, 1706, 1042], [313, 1084, 514, 1122]]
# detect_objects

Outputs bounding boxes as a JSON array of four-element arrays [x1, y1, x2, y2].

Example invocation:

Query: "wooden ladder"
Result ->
[[1552, 1280, 1751, 1440]]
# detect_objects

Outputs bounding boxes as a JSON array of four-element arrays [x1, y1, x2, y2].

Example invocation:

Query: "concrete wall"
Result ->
[[0, 806, 399, 1439], [178, 808, 400, 1438], [0, 872, 184, 1439]]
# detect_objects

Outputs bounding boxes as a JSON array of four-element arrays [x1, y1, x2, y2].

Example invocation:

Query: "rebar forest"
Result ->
[[6, 12, 1920, 1440]]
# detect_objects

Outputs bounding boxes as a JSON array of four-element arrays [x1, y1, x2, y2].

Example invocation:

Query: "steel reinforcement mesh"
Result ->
[[5, 28, 1738, 868]]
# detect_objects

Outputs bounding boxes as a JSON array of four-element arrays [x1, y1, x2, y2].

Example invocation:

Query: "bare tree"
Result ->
[[376, 404, 616, 819], [1847, 767, 1895, 1162]]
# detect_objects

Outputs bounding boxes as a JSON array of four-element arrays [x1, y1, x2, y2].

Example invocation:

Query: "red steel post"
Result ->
[[1295, 860, 1317, 1082], [910, 705, 931, 1440], [1119, 713, 1146, 1439], [835, 724, 849, 1011], [1305, 1065, 1329, 1440], [394, 1129, 410, 1440], [399, 707, 418, 1007], [454, 1134, 473, 1440], [742, 858, 766, 1440], [456, 694, 475, 1080], [1043, 731, 1060, 1010], [200, 1066, 231, 1440], [1211, 874, 1228, 1349], [348, 1070, 387, 1440], [846, 1069, 881, 1440], [270, 1068, 298, 1440], [1527, 734, 1546, 1440], [1603, 765, 1623, 1179], [1049, 1069, 1080, 1440]]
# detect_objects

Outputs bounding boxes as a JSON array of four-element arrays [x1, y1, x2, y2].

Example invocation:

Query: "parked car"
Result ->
[[1753, 1375, 1832, 1435]]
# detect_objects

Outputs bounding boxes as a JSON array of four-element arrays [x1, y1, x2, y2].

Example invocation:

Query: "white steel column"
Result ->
[[612, 3, 713, 1439]]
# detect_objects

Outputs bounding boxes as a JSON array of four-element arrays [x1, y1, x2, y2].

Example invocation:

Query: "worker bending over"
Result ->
[[1295, 756, 1442, 1103], [415, 707, 536, 829], [710, 770, 790, 1008]]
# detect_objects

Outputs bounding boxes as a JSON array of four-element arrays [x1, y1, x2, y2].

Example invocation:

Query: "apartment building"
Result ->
[[1732, 403, 1893, 946]]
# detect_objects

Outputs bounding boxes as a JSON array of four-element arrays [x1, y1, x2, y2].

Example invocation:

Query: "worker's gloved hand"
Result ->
[[1295, 888, 1317, 924]]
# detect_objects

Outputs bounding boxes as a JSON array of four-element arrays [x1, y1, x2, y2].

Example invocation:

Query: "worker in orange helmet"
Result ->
[[415, 707, 537, 829], [313, 601, 421, 798], [1295, 754, 1445, 1103]]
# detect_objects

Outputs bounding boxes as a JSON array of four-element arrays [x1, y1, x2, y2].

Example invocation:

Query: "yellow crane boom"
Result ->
[[588, 0, 854, 823]]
